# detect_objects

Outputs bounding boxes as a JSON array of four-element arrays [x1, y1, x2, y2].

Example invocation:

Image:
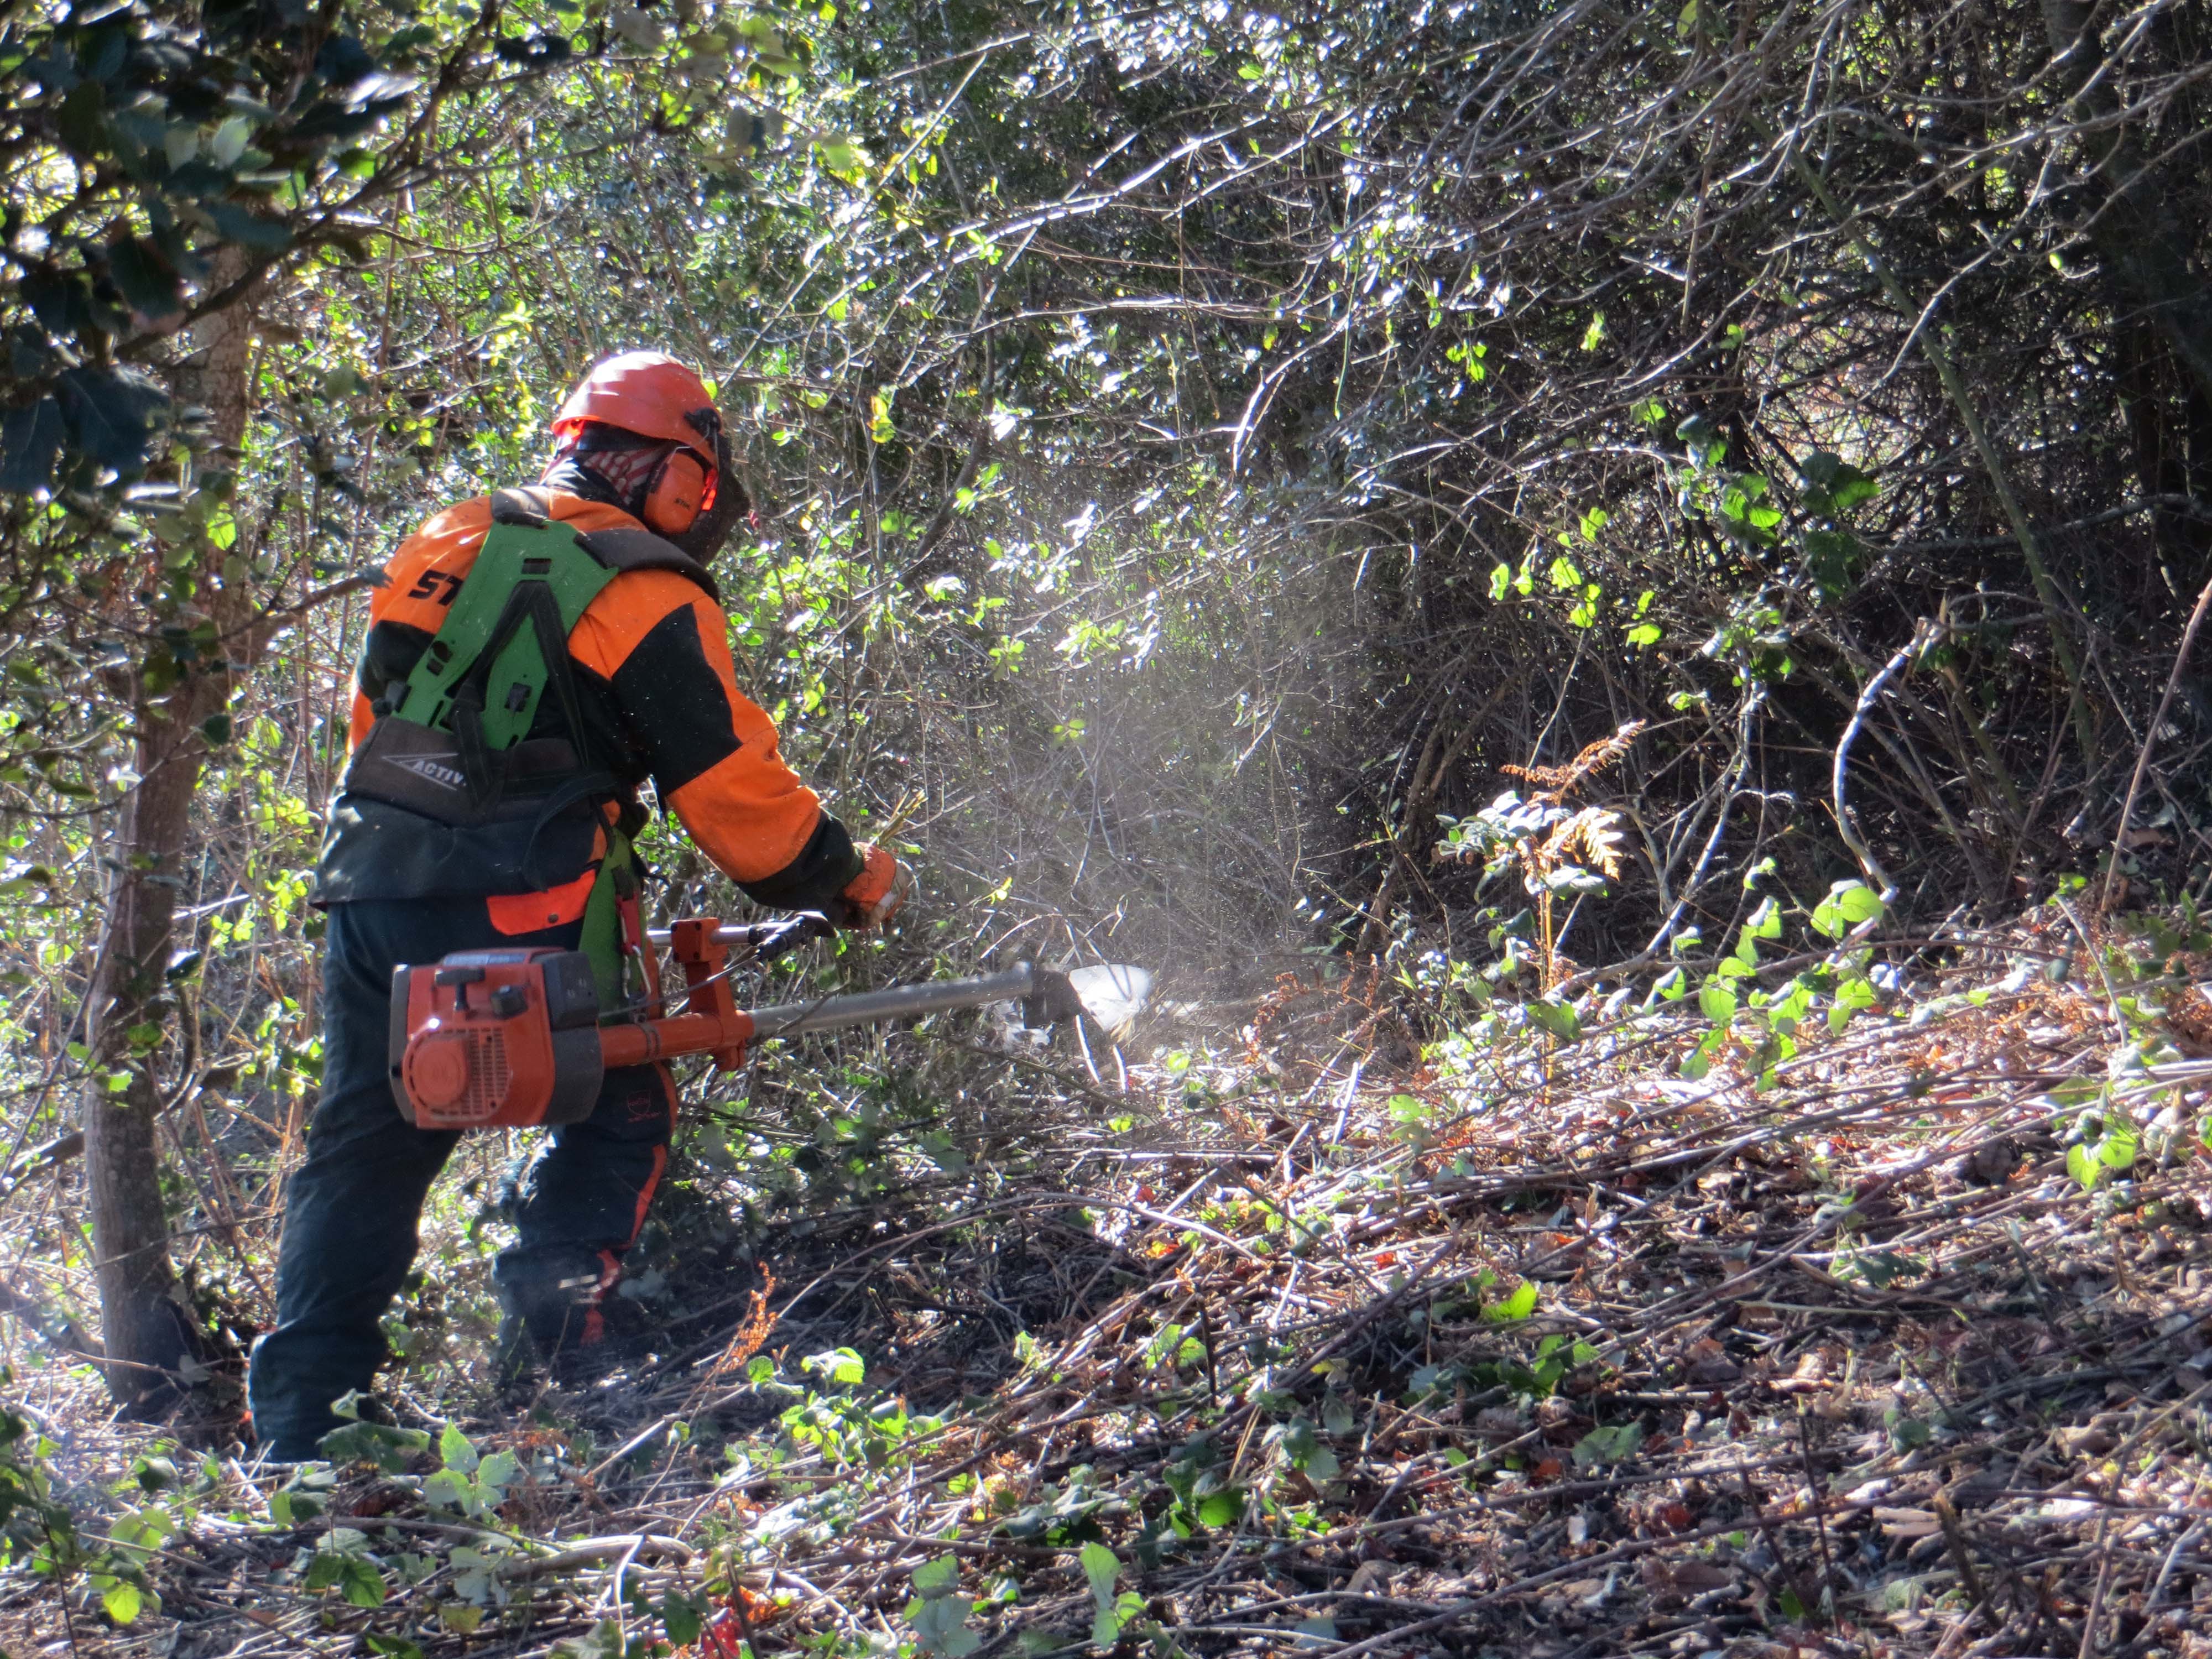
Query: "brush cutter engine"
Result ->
[[390, 948, 604, 1130], [390, 915, 1129, 1132]]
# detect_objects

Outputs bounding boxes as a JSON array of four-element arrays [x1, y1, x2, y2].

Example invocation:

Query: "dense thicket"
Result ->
[[0, 0, 2206, 1400]]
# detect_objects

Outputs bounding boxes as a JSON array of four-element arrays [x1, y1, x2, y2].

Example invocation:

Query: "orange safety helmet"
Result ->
[[552, 352, 721, 534]]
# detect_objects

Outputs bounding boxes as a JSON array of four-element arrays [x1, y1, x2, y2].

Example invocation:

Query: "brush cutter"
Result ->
[[388, 912, 1151, 1131]]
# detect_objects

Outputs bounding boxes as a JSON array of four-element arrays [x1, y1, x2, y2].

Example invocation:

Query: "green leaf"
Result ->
[[660, 1592, 704, 1648], [439, 1422, 478, 1474], [1698, 982, 1738, 1023], [1571, 1422, 1641, 1467], [2066, 1143, 2100, 1192], [1802, 451, 1877, 513], [913, 1554, 962, 1597], [477, 1449, 520, 1491], [1525, 997, 1580, 1041], [0, 397, 65, 492], [208, 115, 255, 167], [906, 1589, 979, 1656], [1196, 1490, 1241, 1527], [804, 1346, 867, 1386], [340, 1557, 387, 1608], [2099, 1123, 2138, 1171], [106, 238, 184, 325], [1484, 1282, 1538, 1322], [366, 1635, 424, 1659], [1079, 1541, 1119, 1608], [815, 135, 868, 179], [203, 200, 293, 252], [318, 1420, 430, 1473], [58, 367, 166, 471], [305, 1552, 348, 1591], [1812, 879, 1884, 939], [102, 1579, 144, 1624]]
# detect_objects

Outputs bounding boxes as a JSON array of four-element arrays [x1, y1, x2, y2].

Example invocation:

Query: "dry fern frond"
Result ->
[[1538, 806, 1626, 879], [1501, 720, 1647, 801], [702, 1270, 779, 1381]]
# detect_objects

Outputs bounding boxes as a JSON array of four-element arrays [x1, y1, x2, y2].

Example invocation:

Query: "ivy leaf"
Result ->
[[1525, 998, 1580, 1041], [0, 397, 65, 493], [107, 237, 185, 325], [2066, 1143, 2101, 1192], [2099, 1122, 2138, 1171], [56, 367, 166, 472], [1812, 879, 1883, 939], [202, 201, 293, 252]]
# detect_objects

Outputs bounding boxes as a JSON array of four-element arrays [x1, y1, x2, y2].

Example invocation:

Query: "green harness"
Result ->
[[325, 489, 717, 1008], [386, 510, 633, 1001]]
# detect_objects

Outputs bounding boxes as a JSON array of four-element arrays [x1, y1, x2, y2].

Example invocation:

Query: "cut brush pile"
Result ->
[[2, 910, 2210, 1659]]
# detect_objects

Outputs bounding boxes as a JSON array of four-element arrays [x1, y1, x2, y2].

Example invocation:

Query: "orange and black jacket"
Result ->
[[316, 486, 861, 921]]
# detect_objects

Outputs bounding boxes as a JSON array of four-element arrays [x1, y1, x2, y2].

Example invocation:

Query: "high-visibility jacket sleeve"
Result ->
[[567, 568, 864, 905]]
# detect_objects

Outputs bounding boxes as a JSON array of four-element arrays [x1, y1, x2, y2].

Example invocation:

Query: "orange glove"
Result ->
[[831, 843, 910, 929]]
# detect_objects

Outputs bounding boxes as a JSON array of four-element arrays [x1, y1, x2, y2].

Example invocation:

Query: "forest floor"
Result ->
[[3, 922, 2210, 1659]]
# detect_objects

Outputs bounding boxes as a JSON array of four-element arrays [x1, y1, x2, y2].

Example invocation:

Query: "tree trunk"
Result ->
[[2041, 0, 2212, 406], [82, 256, 259, 1413]]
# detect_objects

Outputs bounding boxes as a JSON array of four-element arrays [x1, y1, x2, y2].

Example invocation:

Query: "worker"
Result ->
[[246, 352, 904, 1462]]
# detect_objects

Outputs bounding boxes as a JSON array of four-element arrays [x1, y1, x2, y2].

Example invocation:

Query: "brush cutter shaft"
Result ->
[[748, 964, 1041, 1038], [601, 965, 1035, 1062]]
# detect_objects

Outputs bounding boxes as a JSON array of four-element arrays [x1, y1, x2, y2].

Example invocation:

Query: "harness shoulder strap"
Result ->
[[574, 524, 721, 604], [489, 486, 550, 526], [389, 513, 620, 743]]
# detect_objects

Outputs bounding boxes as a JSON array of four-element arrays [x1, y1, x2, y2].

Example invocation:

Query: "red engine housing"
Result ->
[[388, 948, 604, 1130]]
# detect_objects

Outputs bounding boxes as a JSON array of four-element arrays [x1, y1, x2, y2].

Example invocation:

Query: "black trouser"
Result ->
[[246, 899, 674, 1460]]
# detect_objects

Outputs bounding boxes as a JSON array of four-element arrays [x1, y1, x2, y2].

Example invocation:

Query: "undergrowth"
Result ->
[[4, 879, 2212, 1659]]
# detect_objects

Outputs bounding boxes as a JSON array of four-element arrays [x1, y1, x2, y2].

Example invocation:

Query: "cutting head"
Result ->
[[1025, 963, 1154, 1037]]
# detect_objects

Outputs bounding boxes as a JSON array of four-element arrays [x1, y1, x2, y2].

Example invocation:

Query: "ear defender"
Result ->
[[641, 447, 709, 536]]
